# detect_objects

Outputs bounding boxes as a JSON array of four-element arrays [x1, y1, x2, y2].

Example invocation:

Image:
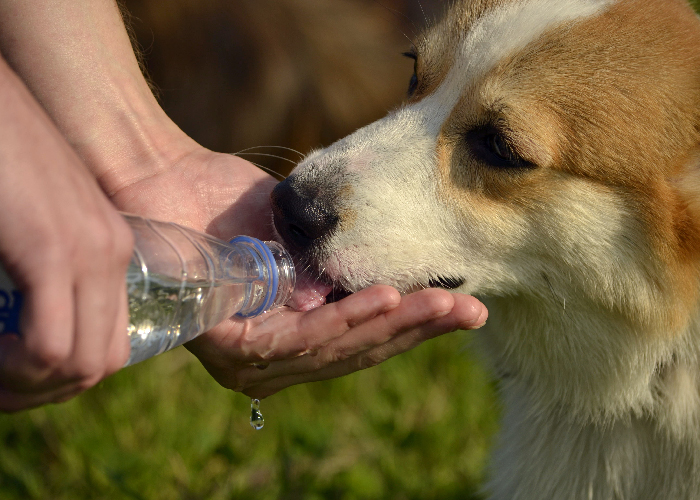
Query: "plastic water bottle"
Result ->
[[0, 213, 295, 366]]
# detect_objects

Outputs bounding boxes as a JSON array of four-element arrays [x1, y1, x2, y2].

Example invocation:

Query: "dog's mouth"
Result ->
[[286, 261, 359, 311], [427, 275, 466, 290], [286, 271, 335, 311], [285, 265, 466, 312], [276, 229, 466, 312]]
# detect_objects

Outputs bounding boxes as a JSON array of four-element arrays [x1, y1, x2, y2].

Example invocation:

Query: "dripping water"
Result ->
[[250, 398, 264, 430]]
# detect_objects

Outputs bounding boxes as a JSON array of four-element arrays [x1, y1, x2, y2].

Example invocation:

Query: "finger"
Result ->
[[0, 379, 88, 413], [189, 284, 402, 363], [63, 214, 131, 382], [0, 269, 75, 391], [186, 285, 404, 392], [103, 280, 131, 376], [0, 272, 131, 409], [241, 294, 486, 398], [239, 288, 456, 383]]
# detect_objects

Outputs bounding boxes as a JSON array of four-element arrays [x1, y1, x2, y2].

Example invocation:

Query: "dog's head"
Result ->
[[272, 0, 700, 329]]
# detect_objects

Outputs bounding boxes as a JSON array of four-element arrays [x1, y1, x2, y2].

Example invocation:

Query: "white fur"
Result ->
[[415, 0, 614, 131], [282, 0, 700, 498], [293, 0, 615, 293]]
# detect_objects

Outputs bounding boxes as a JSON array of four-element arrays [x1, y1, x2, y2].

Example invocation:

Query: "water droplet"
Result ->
[[250, 398, 264, 430]]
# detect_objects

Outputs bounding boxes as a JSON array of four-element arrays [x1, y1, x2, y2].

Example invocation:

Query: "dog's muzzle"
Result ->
[[271, 176, 339, 253]]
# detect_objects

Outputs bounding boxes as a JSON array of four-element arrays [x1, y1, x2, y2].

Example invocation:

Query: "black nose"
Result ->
[[270, 177, 339, 252]]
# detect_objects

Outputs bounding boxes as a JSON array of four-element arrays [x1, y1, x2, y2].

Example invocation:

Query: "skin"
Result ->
[[0, 0, 487, 410]]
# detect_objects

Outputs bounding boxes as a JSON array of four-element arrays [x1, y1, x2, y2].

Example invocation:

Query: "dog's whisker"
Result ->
[[234, 145, 305, 159], [417, 0, 429, 29], [235, 158, 287, 180], [373, 0, 421, 44], [236, 152, 299, 165]]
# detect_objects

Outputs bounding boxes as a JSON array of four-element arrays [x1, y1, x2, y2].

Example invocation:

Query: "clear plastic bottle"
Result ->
[[0, 213, 296, 367]]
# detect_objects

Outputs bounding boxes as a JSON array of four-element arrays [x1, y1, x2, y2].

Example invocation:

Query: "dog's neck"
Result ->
[[477, 291, 700, 499], [477, 289, 700, 426], [485, 378, 700, 500]]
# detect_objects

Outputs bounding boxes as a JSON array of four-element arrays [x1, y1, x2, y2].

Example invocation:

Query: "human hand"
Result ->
[[0, 1, 487, 401], [111, 147, 487, 397], [186, 285, 487, 398], [0, 0, 487, 408], [0, 59, 133, 412]]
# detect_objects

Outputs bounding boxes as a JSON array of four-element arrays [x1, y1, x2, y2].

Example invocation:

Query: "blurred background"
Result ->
[[123, 0, 445, 176], [3, 0, 497, 498]]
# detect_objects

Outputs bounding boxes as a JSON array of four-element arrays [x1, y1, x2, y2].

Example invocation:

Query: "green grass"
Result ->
[[0, 331, 499, 499]]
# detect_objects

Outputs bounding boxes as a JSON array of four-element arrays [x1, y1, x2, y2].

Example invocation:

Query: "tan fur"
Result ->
[[435, 0, 700, 331], [273, 0, 700, 497]]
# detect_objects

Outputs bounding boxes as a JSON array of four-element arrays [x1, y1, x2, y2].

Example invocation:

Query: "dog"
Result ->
[[270, 0, 700, 498]]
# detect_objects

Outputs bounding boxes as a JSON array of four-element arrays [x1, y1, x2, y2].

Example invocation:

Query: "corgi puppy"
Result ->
[[271, 0, 700, 498]]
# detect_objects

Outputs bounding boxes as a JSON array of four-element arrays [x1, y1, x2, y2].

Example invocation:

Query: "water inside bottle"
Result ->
[[126, 271, 266, 365]]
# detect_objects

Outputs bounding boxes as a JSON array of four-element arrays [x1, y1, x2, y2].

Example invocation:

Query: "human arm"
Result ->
[[0, 53, 133, 411], [0, 0, 487, 404]]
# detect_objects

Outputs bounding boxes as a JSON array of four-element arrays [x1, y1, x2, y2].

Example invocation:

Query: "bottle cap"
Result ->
[[230, 236, 280, 317]]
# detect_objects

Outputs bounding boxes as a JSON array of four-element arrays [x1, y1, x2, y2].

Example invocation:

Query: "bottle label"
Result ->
[[0, 266, 22, 335]]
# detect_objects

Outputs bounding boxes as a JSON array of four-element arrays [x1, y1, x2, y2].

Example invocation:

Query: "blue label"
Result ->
[[0, 289, 22, 334]]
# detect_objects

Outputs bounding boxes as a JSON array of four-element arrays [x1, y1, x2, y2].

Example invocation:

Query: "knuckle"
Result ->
[[72, 372, 103, 393], [335, 349, 351, 362], [81, 214, 133, 266], [320, 347, 351, 365], [35, 239, 70, 271], [425, 292, 454, 313], [25, 338, 72, 373], [87, 220, 118, 256], [355, 352, 383, 371], [68, 359, 106, 385]]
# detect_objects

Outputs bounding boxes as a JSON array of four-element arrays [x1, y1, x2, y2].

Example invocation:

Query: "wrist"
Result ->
[[67, 73, 197, 197], [0, 0, 197, 196]]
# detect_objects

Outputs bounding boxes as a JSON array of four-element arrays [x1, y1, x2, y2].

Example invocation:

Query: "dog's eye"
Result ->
[[468, 127, 532, 169], [403, 50, 419, 97], [408, 73, 418, 96], [486, 134, 516, 162]]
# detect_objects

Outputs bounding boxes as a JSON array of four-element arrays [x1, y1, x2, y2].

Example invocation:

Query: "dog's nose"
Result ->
[[271, 178, 339, 251]]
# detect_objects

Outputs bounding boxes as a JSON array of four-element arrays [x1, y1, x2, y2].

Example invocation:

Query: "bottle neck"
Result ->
[[265, 241, 295, 309], [229, 237, 295, 317]]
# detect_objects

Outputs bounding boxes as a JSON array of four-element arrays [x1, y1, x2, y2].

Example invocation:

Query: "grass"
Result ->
[[0, 331, 499, 499]]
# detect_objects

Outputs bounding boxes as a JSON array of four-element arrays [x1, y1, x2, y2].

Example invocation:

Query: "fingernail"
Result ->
[[461, 307, 488, 330]]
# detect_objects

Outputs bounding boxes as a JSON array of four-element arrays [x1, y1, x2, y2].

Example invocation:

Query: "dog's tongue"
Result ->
[[287, 273, 333, 312]]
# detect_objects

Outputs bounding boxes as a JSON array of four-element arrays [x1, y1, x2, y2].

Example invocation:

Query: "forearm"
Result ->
[[0, 0, 193, 196]]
